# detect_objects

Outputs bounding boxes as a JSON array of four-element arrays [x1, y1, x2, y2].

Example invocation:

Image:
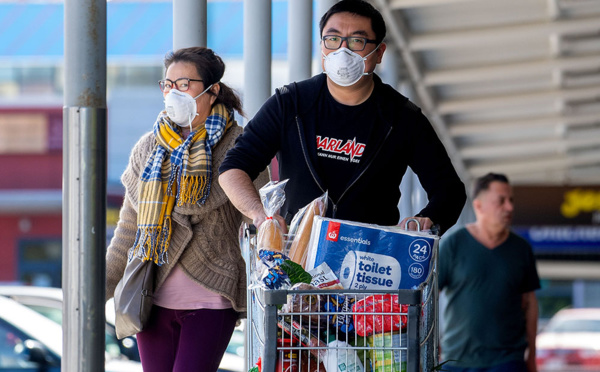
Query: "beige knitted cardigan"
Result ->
[[105, 125, 268, 317]]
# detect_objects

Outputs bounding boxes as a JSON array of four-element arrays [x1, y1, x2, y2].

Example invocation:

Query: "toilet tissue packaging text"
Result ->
[[306, 217, 439, 290]]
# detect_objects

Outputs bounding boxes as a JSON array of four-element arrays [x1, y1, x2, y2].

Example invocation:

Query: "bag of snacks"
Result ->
[[352, 294, 408, 337]]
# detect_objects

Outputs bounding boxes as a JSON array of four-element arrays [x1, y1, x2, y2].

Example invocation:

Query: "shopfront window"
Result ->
[[18, 240, 61, 288]]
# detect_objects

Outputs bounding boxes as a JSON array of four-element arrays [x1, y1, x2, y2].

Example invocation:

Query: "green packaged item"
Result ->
[[367, 332, 407, 372], [352, 335, 371, 372]]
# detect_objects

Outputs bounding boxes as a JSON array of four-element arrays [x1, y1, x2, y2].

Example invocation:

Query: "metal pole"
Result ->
[[379, 44, 414, 221], [173, 0, 207, 50], [244, 0, 271, 121], [288, 0, 312, 82], [315, 0, 338, 74], [63, 0, 107, 371], [378, 42, 400, 88], [317, 0, 338, 19]]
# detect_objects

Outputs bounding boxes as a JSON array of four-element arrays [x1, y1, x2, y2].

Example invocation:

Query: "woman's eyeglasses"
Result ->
[[158, 78, 203, 92]]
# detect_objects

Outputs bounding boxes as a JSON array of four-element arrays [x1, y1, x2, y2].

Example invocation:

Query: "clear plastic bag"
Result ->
[[280, 283, 326, 328], [257, 179, 289, 252], [287, 191, 328, 268]]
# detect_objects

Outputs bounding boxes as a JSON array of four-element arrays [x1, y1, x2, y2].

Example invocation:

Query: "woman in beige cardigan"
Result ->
[[106, 47, 267, 372]]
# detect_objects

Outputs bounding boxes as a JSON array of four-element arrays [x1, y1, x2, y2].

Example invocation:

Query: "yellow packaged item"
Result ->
[[367, 331, 407, 372]]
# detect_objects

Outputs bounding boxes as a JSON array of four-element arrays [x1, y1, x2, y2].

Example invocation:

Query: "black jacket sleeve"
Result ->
[[218, 91, 286, 180], [405, 104, 466, 235]]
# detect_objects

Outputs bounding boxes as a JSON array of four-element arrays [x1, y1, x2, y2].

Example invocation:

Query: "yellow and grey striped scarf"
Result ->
[[130, 103, 233, 265]]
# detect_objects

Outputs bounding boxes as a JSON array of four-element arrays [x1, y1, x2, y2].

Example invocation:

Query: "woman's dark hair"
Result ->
[[164, 47, 245, 117], [472, 172, 510, 199], [319, 0, 387, 45]]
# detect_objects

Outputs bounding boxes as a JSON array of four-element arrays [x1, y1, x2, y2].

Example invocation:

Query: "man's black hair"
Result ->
[[472, 172, 510, 200], [319, 0, 387, 45]]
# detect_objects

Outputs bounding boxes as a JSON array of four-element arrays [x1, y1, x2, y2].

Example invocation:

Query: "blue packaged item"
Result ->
[[261, 265, 290, 289], [323, 294, 355, 333], [306, 217, 439, 290], [257, 249, 292, 289], [258, 249, 290, 268]]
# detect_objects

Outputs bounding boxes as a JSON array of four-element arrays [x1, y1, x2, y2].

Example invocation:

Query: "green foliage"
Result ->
[[280, 259, 312, 285]]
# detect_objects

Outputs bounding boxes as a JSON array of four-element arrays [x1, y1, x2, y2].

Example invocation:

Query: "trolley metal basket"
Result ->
[[241, 222, 439, 372]]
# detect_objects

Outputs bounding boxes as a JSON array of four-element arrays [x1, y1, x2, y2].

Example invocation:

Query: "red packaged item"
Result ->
[[352, 294, 408, 337], [276, 338, 299, 372], [277, 315, 327, 360]]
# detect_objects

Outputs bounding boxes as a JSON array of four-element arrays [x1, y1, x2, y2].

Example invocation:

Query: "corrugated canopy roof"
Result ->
[[374, 0, 600, 186]]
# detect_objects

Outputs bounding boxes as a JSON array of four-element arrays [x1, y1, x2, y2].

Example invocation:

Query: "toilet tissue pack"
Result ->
[[306, 217, 439, 290]]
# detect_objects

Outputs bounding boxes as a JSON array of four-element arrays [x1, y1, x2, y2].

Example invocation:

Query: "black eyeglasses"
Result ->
[[158, 78, 203, 92], [322, 35, 377, 51]]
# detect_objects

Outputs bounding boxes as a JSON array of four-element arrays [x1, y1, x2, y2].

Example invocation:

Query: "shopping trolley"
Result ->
[[240, 220, 439, 372]]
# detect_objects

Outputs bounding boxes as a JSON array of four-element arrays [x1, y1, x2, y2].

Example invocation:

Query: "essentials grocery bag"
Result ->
[[306, 217, 439, 290]]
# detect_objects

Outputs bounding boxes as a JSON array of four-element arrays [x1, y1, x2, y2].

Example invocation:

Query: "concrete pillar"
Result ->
[[315, 0, 339, 75], [288, 0, 312, 82], [173, 0, 207, 49], [244, 0, 271, 121], [317, 0, 338, 20], [378, 43, 400, 88]]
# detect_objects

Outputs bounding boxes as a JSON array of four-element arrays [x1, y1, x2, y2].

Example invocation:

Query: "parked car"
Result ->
[[0, 285, 140, 363], [0, 295, 142, 371], [0, 285, 245, 372], [537, 308, 600, 372]]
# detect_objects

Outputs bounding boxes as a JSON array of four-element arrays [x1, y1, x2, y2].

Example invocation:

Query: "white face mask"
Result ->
[[163, 84, 213, 132], [322, 46, 380, 87]]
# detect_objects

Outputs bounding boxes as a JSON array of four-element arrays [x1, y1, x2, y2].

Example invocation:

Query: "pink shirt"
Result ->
[[153, 265, 232, 310]]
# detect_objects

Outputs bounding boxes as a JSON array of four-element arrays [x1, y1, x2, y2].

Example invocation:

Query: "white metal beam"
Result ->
[[460, 130, 600, 160], [559, 0, 600, 10], [509, 167, 600, 185], [409, 16, 600, 50], [389, 0, 477, 9], [423, 54, 600, 86], [437, 85, 600, 114], [467, 148, 600, 176], [449, 113, 600, 136]]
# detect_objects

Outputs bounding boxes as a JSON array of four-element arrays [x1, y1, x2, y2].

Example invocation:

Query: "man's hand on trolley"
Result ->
[[399, 216, 433, 232]]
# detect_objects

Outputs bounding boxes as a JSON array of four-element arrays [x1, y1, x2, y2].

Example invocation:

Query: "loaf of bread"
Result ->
[[257, 218, 284, 252], [288, 197, 326, 268]]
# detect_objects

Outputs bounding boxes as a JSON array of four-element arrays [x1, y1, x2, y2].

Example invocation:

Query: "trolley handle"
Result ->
[[404, 218, 441, 236], [404, 218, 421, 231], [247, 224, 257, 235]]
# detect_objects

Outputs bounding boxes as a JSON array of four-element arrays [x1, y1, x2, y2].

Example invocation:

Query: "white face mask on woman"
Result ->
[[164, 84, 213, 132], [322, 45, 380, 87]]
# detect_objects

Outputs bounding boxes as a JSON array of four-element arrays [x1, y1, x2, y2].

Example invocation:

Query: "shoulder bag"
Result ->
[[113, 253, 156, 340]]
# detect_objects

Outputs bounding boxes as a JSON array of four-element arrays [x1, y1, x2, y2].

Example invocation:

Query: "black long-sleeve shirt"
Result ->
[[219, 73, 466, 235]]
